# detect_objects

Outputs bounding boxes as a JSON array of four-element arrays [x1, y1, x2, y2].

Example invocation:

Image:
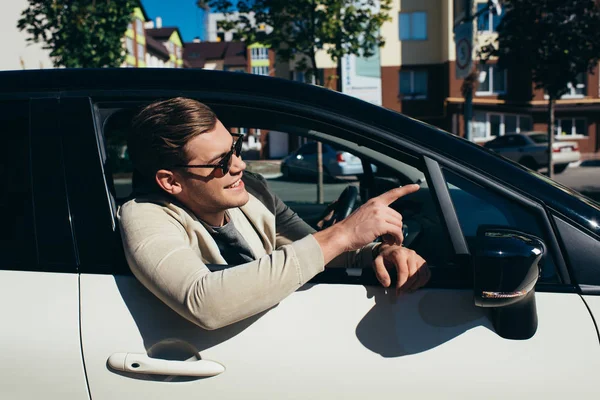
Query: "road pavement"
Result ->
[[554, 165, 600, 203]]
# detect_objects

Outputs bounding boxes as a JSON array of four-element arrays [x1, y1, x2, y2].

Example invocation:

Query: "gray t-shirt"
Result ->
[[210, 217, 256, 265]]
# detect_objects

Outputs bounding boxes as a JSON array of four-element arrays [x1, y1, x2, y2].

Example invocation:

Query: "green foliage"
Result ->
[[18, 0, 138, 68], [480, 0, 600, 99], [207, 0, 392, 84]]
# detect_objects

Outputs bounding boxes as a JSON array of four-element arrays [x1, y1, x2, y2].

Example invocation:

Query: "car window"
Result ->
[[486, 136, 507, 148], [442, 168, 558, 282], [0, 101, 36, 269], [529, 134, 547, 144], [98, 104, 454, 275], [298, 142, 318, 155], [507, 135, 526, 146]]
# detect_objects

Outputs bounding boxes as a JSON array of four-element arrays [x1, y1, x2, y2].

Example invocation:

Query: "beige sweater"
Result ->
[[118, 172, 376, 330]]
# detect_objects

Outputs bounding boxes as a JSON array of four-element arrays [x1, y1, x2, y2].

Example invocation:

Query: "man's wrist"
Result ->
[[371, 242, 383, 260], [312, 223, 349, 264]]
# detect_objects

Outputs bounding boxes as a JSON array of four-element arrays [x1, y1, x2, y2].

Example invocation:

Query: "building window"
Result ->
[[252, 66, 269, 76], [477, 2, 503, 33], [127, 22, 133, 31], [175, 46, 182, 59], [556, 118, 586, 137], [217, 32, 225, 42], [126, 37, 134, 56], [471, 113, 532, 140], [251, 47, 268, 60], [399, 12, 427, 40], [136, 18, 144, 37], [399, 70, 428, 99], [137, 43, 145, 63], [476, 64, 506, 95], [563, 73, 587, 98]]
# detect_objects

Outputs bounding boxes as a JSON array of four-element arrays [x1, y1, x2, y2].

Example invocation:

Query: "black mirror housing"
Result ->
[[474, 226, 544, 339]]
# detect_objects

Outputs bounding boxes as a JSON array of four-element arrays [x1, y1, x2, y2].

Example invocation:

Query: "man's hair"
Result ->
[[128, 97, 218, 178]]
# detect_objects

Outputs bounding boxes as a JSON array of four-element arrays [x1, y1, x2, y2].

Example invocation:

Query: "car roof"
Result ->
[[0, 69, 598, 232], [520, 131, 547, 136]]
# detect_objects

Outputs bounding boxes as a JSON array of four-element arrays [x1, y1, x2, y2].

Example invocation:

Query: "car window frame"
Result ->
[[0, 97, 78, 274], [69, 90, 573, 292], [433, 159, 572, 290]]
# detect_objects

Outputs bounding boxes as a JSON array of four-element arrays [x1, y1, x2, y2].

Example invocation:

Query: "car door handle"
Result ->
[[108, 353, 225, 377]]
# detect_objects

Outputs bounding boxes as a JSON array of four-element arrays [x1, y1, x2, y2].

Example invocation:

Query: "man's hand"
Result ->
[[313, 184, 420, 264], [373, 244, 430, 296], [336, 184, 420, 251]]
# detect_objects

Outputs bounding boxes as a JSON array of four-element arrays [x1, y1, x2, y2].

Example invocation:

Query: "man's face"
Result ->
[[173, 120, 249, 220]]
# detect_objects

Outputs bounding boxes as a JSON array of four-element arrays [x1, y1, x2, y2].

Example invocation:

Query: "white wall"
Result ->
[[0, 0, 53, 70]]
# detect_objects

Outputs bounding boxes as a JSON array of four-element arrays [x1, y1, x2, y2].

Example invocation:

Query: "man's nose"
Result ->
[[229, 153, 246, 174]]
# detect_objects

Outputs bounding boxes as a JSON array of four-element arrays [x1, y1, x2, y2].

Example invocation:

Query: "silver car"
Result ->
[[281, 142, 375, 179], [484, 131, 581, 173]]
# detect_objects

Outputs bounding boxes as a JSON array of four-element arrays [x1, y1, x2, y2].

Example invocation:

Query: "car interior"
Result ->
[[94, 98, 561, 287]]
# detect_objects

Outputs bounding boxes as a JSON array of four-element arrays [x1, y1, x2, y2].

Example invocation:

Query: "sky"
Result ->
[[141, 0, 207, 42]]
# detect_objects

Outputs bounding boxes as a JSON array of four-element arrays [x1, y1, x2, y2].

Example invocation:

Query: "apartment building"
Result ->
[[378, 0, 600, 155]]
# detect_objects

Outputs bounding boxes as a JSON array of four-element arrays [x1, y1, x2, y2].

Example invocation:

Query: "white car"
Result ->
[[2, 69, 600, 399], [484, 131, 581, 173]]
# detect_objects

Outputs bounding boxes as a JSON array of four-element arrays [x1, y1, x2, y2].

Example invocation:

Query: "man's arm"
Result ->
[[118, 199, 325, 331]]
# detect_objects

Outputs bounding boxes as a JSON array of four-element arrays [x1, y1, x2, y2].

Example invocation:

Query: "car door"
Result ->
[[0, 99, 89, 399], [72, 96, 600, 399]]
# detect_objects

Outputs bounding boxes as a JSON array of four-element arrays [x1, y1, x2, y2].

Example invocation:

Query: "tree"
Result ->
[[206, 0, 391, 203], [206, 0, 392, 87], [479, 0, 600, 178], [18, 0, 138, 68]]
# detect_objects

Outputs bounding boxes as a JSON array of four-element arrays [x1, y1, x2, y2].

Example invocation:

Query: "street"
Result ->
[[555, 165, 600, 202]]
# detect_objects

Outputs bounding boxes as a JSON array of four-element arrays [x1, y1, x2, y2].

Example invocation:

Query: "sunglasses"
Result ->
[[175, 134, 244, 175]]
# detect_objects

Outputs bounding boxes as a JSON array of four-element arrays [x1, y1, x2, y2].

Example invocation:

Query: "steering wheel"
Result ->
[[319, 185, 359, 230]]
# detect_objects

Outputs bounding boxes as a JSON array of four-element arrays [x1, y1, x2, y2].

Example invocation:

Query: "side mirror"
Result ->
[[474, 226, 544, 340]]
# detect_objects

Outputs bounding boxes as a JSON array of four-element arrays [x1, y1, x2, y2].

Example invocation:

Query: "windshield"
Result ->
[[529, 134, 548, 143]]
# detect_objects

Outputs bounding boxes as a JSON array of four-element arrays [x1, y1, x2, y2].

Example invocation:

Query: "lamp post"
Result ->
[[455, 0, 502, 141]]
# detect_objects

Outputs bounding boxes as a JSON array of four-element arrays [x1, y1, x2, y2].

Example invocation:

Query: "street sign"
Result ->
[[455, 21, 473, 79]]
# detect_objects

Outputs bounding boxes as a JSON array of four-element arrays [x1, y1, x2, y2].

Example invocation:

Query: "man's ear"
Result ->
[[155, 169, 183, 195]]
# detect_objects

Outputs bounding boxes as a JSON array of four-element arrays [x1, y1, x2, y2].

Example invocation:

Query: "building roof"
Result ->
[[145, 36, 170, 60], [135, 1, 150, 21], [183, 41, 247, 69], [223, 42, 248, 67], [146, 27, 184, 43]]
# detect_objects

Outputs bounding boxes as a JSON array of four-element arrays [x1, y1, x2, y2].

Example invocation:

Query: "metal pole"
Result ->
[[464, 0, 473, 141], [465, 84, 473, 141]]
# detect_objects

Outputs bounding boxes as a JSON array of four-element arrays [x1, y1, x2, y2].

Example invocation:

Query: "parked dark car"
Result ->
[[1, 69, 599, 399], [281, 142, 377, 179]]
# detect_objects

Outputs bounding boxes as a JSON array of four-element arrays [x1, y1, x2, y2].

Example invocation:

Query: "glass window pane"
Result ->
[[477, 3, 489, 31], [575, 119, 586, 135], [399, 13, 411, 40], [490, 114, 501, 137], [477, 65, 490, 92], [559, 119, 572, 136], [0, 101, 36, 269], [492, 67, 506, 93], [492, 8, 504, 31], [411, 12, 427, 39], [575, 73, 586, 95], [126, 38, 134, 55], [520, 116, 533, 132], [443, 169, 558, 282], [505, 115, 517, 134], [413, 71, 428, 97], [399, 71, 412, 94], [472, 112, 487, 139]]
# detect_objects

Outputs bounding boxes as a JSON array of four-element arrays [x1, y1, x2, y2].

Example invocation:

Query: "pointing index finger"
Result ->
[[378, 184, 420, 206]]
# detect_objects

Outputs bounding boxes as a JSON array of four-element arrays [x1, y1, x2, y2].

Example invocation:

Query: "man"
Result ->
[[119, 97, 429, 331]]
